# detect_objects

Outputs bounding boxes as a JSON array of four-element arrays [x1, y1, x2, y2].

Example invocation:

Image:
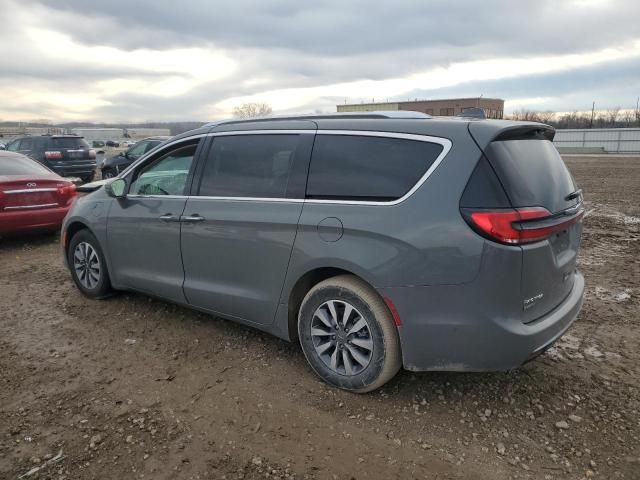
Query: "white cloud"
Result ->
[[0, 0, 639, 122], [215, 42, 640, 116]]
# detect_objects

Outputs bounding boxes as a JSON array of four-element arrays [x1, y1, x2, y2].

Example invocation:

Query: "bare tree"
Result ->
[[537, 111, 556, 124], [509, 109, 540, 122], [232, 102, 273, 119], [621, 110, 635, 127], [556, 111, 591, 129], [606, 107, 621, 127], [509, 109, 558, 124]]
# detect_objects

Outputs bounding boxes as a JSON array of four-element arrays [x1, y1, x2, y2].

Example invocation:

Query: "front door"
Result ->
[[106, 138, 202, 303], [181, 132, 314, 325]]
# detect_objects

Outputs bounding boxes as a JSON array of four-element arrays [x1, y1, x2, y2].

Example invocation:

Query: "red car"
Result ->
[[0, 151, 77, 233]]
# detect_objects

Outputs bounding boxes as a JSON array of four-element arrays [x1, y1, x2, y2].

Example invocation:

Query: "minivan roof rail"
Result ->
[[203, 110, 432, 128]]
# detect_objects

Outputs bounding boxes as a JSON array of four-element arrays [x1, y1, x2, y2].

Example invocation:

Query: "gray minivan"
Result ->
[[62, 112, 584, 392]]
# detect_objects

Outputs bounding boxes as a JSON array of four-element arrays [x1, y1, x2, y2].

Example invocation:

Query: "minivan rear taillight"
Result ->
[[463, 207, 584, 245]]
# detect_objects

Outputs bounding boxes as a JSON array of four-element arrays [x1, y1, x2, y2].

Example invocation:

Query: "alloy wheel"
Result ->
[[310, 300, 373, 375], [73, 242, 101, 289]]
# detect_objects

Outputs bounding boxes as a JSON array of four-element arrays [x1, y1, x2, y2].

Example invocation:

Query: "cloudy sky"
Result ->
[[1, 0, 639, 123]]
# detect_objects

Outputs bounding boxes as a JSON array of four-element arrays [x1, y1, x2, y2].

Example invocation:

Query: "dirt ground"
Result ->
[[1, 155, 638, 480]]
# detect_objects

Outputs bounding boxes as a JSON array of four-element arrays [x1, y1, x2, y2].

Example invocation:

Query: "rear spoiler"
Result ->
[[493, 125, 555, 142], [468, 121, 555, 150]]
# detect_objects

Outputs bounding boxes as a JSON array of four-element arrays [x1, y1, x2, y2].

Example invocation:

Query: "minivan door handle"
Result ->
[[181, 214, 205, 223], [159, 213, 179, 222]]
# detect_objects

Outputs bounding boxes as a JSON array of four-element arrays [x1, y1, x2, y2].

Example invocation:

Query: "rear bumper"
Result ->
[[48, 163, 96, 178], [378, 271, 584, 371], [0, 206, 69, 233]]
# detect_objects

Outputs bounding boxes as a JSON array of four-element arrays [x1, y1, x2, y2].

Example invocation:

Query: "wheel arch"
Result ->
[[62, 221, 110, 285], [286, 266, 379, 343], [63, 220, 92, 252]]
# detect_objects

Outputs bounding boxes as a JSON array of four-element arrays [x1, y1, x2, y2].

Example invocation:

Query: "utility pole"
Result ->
[[590, 101, 595, 129]]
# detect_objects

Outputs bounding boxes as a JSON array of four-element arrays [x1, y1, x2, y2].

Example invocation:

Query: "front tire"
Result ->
[[298, 275, 401, 393], [68, 230, 112, 298]]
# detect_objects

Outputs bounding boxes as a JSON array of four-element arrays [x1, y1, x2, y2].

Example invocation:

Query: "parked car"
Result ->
[[100, 136, 169, 178], [5, 135, 96, 183], [105, 140, 120, 148], [0, 151, 77, 233], [0, 142, 6, 150], [92, 141, 106, 149], [61, 112, 585, 392]]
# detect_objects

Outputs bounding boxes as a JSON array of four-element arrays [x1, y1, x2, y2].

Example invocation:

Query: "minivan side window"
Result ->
[[197, 134, 299, 198], [307, 135, 444, 201], [129, 142, 198, 196]]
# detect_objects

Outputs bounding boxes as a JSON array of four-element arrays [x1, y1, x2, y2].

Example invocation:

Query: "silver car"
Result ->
[[62, 112, 585, 392]]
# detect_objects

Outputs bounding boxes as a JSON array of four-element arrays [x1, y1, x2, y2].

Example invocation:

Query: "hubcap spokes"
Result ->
[[73, 242, 101, 289], [311, 300, 373, 376]]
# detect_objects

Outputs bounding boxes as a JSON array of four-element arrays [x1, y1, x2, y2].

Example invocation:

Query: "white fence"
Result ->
[[554, 128, 640, 153]]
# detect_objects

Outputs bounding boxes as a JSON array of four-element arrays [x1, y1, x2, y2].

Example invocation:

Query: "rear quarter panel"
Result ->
[[281, 123, 487, 300]]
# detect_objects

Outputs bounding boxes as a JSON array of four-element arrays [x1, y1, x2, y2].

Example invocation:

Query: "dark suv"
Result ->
[[62, 112, 584, 392], [100, 136, 170, 178], [6, 135, 96, 183]]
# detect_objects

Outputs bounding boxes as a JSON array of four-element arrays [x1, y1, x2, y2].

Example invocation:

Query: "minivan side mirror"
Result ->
[[106, 178, 127, 198]]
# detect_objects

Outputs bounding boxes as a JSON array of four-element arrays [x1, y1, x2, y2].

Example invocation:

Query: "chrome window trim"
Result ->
[[119, 130, 314, 178], [308, 130, 451, 206], [119, 129, 452, 206], [5, 188, 58, 194], [209, 129, 313, 137], [186, 196, 305, 203], [127, 194, 189, 199]]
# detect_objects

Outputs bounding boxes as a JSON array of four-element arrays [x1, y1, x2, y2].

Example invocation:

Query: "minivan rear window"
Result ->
[[307, 135, 444, 201], [485, 140, 577, 213], [51, 137, 90, 149]]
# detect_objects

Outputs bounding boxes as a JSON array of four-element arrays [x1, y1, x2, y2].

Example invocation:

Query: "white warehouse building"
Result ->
[[125, 128, 171, 139], [70, 127, 124, 144]]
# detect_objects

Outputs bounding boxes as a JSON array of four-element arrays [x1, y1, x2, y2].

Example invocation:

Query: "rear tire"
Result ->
[[298, 275, 401, 393], [101, 169, 115, 179], [67, 230, 112, 299], [81, 174, 95, 183]]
